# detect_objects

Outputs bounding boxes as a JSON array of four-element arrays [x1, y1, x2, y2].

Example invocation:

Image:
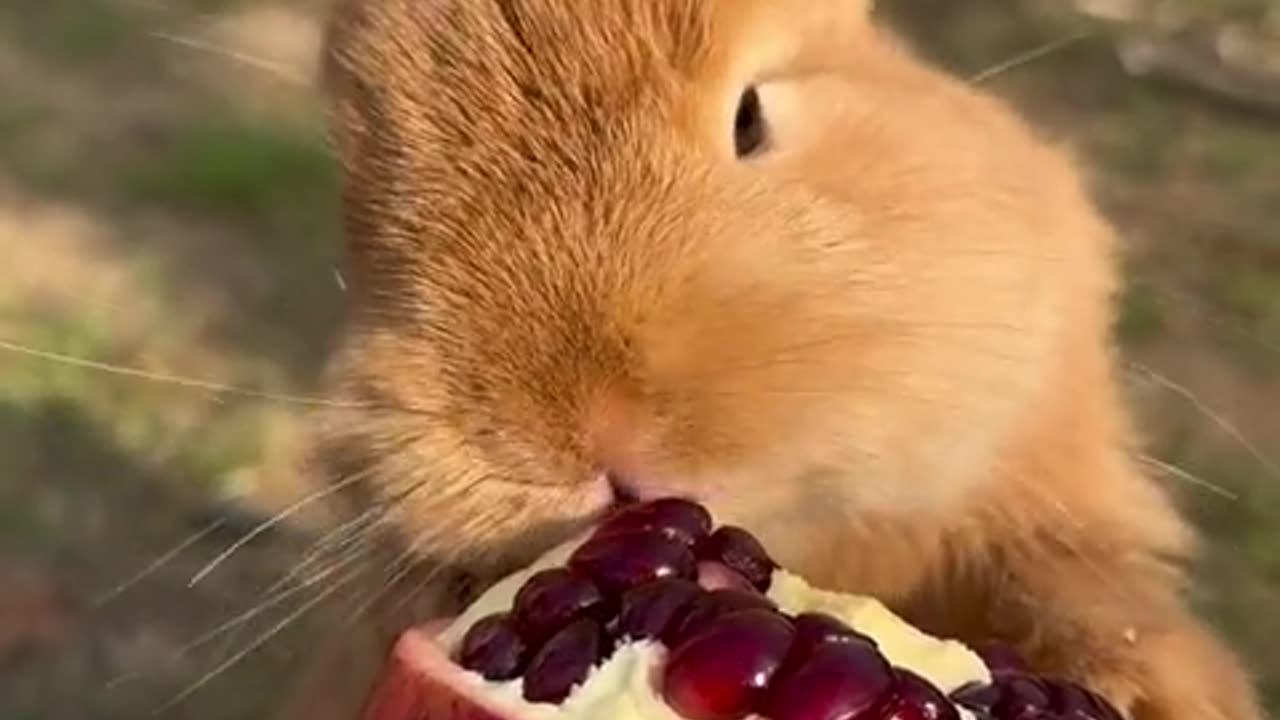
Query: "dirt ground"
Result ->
[[2, 1, 1278, 718]]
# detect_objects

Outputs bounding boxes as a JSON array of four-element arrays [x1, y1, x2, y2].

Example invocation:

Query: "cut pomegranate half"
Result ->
[[360, 499, 1122, 720]]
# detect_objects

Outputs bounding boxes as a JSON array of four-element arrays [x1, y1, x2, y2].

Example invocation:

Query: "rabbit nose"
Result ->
[[583, 387, 642, 461], [581, 388, 674, 503]]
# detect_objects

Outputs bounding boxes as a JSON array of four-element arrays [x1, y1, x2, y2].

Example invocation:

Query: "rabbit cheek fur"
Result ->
[[284, 1, 1263, 719]]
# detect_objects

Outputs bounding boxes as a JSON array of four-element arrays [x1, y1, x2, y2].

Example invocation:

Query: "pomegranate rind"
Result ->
[[362, 624, 526, 720]]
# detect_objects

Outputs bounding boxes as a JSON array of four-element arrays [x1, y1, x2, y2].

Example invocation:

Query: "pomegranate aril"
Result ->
[[666, 588, 776, 646], [952, 681, 1001, 716], [697, 561, 759, 594], [879, 669, 959, 720], [512, 568, 607, 643], [568, 531, 697, 596], [521, 617, 605, 704], [1050, 682, 1098, 720], [1048, 680, 1123, 720], [455, 613, 528, 681], [696, 526, 776, 591], [881, 699, 930, 720], [776, 612, 877, 696], [616, 578, 702, 642], [991, 675, 1053, 720], [595, 498, 713, 546], [764, 641, 894, 720], [791, 612, 877, 656], [977, 642, 1028, 676], [956, 671, 1124, 720], [664, 609, 796, 720]]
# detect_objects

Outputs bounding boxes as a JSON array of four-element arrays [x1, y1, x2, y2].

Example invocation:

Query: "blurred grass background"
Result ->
[[1, 1, 1277, 718]]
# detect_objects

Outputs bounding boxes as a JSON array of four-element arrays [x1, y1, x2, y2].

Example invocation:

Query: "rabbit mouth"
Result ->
[[605, 471, 700, 508]]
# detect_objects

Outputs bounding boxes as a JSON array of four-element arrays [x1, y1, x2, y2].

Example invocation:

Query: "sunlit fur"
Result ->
[[289, 1, 1262, 719]]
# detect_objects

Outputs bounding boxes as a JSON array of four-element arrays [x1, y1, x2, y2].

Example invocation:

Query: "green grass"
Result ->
[[1150, 431, 1280, 712], [0, 291, 288, 501], [1215, 266, 1280, 321], [1170, 0, 1275, 20], [0, 399, 140, 553], [0, 4, 340, 718], [0, 103, 82, 195], [0, 0, 135, 68], [0, 396, 305, 720], [121, 119, 337, 224], [1116, 278, 1166, 345], [116, 117, 344, 370], [2, 309, 121, 410], [1200, 262, 1280, 373], [1200, 123, 1278, 181], [2, 99, 343, 370], [0, 104, 50, 145], [1190, 457, 1280, 580], [1104, 90, 1183, 180]]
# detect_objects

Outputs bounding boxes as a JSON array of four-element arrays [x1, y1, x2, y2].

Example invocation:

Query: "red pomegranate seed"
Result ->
[[666, 588, 777, 646], [991, 675, 1053, 720], [764, 641, 894, 720], [977, 642, 1028, 676], [952, 681, 1001, 717], [1048, 680, 1123, 720], [511, 568, 608, 643], [775, 612, 878, 693], [955, 672, 1122, 720], [1051, 681, 1099, 720], [521, 617, 605, 704], [568, 531, 697, 596], [697, 561, 759, 594], [595, 498, 713, 546], [663, 609, 796, 720], [879, 669, 959, 720], [791, 612, 877, 655], [455, 613, 529, 681], [696, 526, 776, 591], [615, 578, 702, 642]]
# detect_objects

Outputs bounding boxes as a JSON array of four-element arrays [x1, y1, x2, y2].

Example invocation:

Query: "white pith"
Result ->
[[436, 533, 991, 720]]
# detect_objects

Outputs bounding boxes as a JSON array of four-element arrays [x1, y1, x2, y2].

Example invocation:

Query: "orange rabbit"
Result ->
[[285, 2, 1264, 718]]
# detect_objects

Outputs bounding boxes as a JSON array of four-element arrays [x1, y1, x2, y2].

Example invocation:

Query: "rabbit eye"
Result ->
[[733, 86, 767, 158]]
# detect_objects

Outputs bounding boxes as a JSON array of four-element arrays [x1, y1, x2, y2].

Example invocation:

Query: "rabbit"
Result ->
[[281, 1, 1264, 718]]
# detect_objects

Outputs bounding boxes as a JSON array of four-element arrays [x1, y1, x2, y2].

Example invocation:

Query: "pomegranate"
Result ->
[[593, 498, 714, 547], [521, 618, 607, 703], [668, 589, 777, 645], [664, 609, 796, 719], [360, 499, 1124, 720], [763, 640, 892, 720], [511, 569, 608, 644], [455, 614, 529, 682], [615, 578, 702, 642], [696, 526, 777, 591], [568, 531, 698, 595]]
